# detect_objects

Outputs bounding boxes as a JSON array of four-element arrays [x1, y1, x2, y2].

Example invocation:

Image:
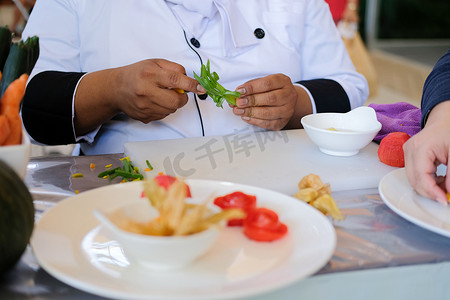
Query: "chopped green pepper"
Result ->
[[97, 167, 121, 178], [114, 169, 144, 180], [193, 59, 241, 108], [146, 160, 154, 171], [98, 157, 144, 182]]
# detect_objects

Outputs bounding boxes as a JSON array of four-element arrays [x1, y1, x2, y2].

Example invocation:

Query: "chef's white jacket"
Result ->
[[22, 0, 368, 155]]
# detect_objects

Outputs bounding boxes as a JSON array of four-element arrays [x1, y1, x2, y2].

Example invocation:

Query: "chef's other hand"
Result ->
[[404, 101, 450, 206], [232, 74, 312, 130]]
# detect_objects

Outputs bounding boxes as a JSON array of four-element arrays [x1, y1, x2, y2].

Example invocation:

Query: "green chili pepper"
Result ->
[[97, 167, 121, 178], [122, 158, 132, 173], [114, 169, 144, 180], [193, 59, 241, 108], [146, 160, 154, 170], [97, 157, 145, 181], [109, 172, 120, 180]]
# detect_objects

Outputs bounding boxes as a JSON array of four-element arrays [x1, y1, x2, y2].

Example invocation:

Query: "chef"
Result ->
[[21, 0, 368, 155]]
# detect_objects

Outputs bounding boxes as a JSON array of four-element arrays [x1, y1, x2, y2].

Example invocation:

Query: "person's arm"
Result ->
[[231, 0, 366, 130], [73, 59, 204, 136], [231, 74, 313, 130], [22, 60, 205, 144], [404, 101, 450, 205], [420, 50, 450, 127], [404, 50, 450, 205], [300, 0, 367, 111], [232, 77, 349, 130]]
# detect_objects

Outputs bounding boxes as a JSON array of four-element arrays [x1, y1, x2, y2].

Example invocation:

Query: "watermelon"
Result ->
[[0, 159, 34, 275]]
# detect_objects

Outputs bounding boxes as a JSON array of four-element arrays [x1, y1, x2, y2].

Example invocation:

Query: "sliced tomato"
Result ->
[[154, 174, 191, 197], [214, 191, 257, 226], [243, 207, 288, 242]]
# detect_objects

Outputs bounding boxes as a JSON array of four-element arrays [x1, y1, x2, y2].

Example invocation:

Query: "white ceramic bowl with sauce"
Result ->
[[94, 199, 221, 271], [0, 128, 31, 178], [301, 106, 381, 156]]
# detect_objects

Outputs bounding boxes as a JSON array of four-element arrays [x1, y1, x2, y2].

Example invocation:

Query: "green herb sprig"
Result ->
[[193, 59, 241, 108]]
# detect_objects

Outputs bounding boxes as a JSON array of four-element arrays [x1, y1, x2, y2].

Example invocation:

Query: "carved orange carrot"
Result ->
[[0, 115, 10, 145], [0, 73, 28, 145]]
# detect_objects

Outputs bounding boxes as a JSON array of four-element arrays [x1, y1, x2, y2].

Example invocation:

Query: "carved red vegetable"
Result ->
[[214, 191, 257, 226], [243, 207, 288, 242], [377, 132, 410, 167]]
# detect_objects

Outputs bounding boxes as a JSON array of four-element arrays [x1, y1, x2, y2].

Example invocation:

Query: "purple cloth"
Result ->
[[368, 102, 421, 142]]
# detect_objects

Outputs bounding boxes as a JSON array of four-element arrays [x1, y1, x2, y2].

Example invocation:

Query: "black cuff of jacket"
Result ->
[[22, 71, 86, 145], [296, 79, 350, 113]]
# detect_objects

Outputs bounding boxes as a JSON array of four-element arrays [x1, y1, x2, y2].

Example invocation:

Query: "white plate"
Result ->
[[31, 180, 336, 300], [379, 168, 450, 238]]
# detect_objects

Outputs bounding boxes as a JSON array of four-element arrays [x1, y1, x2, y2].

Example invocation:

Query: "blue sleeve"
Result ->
[[421, 50, 450, 127]]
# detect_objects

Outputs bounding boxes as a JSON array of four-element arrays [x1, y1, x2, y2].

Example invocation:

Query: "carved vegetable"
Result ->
[[378, 132, 410, 167]]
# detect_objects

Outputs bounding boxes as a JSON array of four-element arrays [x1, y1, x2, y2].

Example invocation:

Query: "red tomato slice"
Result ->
[[214, 191, 257, 226], [154, 175, 191, 197], [243, 207, 288, 242]]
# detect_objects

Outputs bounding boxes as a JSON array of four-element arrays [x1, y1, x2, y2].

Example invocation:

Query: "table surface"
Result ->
[[2, 145, 450, 299]]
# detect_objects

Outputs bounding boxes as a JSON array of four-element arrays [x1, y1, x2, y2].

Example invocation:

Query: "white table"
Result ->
[[2, 130, 450, 300]]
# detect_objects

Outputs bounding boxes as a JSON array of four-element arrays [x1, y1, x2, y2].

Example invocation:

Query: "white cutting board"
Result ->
[[124, 129, 395, 195]]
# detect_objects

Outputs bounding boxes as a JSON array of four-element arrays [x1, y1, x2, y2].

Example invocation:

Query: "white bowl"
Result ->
[[0, 128, 31, 178], [301, 106, 381, 156], [94, 199, 221, 271]]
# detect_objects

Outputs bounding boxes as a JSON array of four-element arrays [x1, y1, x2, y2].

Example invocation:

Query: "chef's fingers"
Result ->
[[235, 74, 291, 107], [154, 59, 206, 94]]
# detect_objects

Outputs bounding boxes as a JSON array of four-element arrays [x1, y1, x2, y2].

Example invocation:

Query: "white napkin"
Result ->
[[166, 0, 257, 56]]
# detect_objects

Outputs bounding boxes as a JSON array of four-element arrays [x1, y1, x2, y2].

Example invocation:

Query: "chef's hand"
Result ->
[[403, 100, 450, 206], [114, 59, 205, 123], [74, 59, 205, 135], [232, 74, 312, 130]]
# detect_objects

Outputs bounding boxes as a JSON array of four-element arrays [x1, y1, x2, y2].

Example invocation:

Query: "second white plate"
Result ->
[[379, 168, 450, 238], [31, 179, 336, 300]]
